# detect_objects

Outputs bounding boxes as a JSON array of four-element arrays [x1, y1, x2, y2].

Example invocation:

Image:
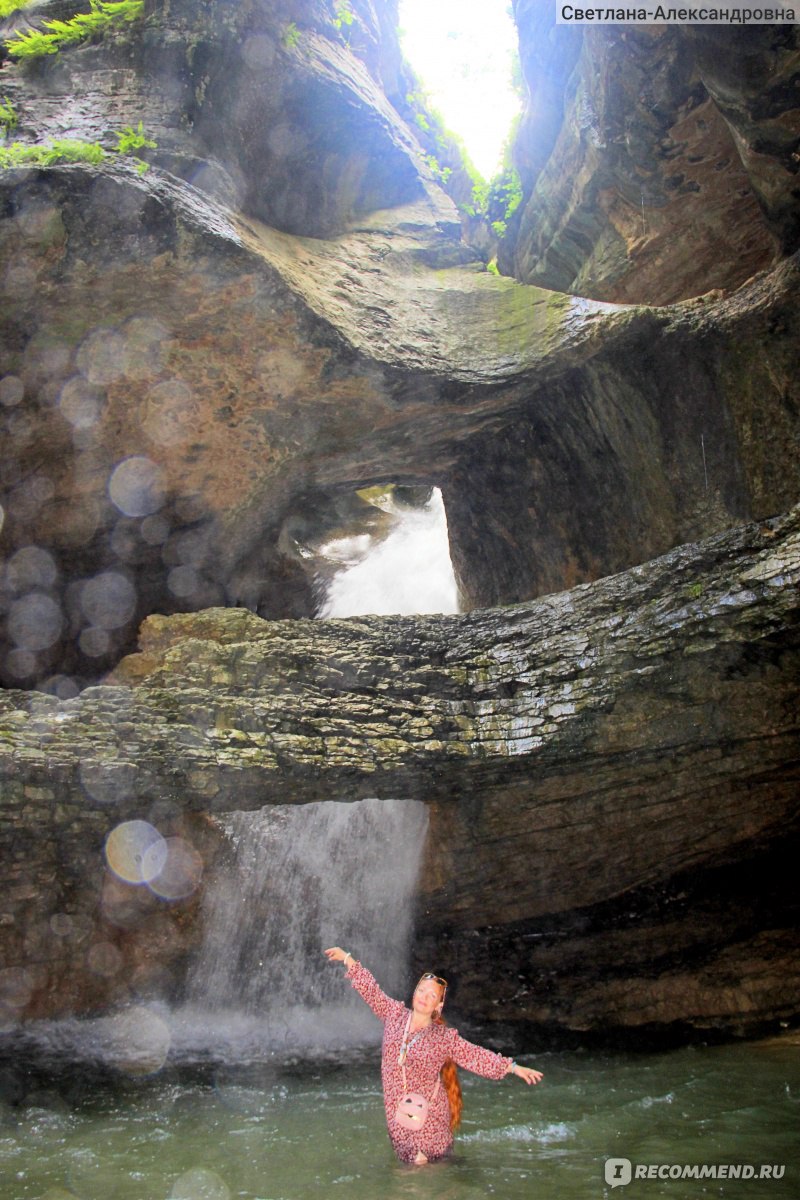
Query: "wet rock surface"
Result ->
[[0, 1, 799, 1046], [1, 3, 799, 689], [1, 508, 798, 1037], [1, 153, 798, 684], [505, 10, 799, 303]]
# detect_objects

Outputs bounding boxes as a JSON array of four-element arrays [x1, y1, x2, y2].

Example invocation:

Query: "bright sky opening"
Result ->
[[398, 0, 521, 181]]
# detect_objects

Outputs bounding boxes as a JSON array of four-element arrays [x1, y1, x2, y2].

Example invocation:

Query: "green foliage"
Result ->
[[486, 258, 500, 276], [483, 164, 524, 236], [115, 120, 155, 156], [282, 21, 300, 49], [332, 1, 354, 31], [5, 0, 144, 61], [0, 97, 18, 138], [0, 122, 156, 172], [423, 153, 451, 185], [0, 0, 35, 16], [0, 138, 106, 167], [494, 166, 524, 219], [115, 120, 156, 172]]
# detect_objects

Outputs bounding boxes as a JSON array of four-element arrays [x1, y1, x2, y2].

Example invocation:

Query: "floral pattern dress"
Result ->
[[346, 959, 513, 1163]]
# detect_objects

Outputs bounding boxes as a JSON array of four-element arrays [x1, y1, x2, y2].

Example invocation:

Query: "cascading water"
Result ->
[[8, 799, 428, 1073], [316, 487, 459, 617], [173, 798, 429, 1061]]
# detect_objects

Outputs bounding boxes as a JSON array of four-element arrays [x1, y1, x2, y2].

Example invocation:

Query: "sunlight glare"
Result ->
[[398, 0, 521, 180]]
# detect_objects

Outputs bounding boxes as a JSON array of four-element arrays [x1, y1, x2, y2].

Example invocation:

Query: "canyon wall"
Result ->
[[0, 1, 798, 1044], [1, 508, 798, 1040]]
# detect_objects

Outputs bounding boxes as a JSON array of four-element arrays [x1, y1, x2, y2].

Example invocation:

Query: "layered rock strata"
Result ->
[[0, 507, 797, 1039], [1, 3, 799, 689], [505, 9, 800, 303]]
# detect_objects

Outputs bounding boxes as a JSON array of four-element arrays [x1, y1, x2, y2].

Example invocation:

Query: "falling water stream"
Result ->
[[315, 487, 459, 618], [2, 803, 799, 1199], [175, 798, 430, 1060], [2, 507, 798, 1199]]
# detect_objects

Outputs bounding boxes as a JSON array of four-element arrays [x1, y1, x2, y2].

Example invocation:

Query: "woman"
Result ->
[[324, 946, 543, 1165]]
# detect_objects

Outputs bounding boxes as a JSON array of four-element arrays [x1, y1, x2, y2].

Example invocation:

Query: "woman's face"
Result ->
[[412, 976, 445, 1018]]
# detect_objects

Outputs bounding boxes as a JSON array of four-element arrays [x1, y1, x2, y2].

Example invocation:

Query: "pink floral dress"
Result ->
[[346, 960, 514, 1163]]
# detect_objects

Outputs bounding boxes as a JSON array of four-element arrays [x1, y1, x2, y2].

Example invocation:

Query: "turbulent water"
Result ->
[[2, 801, 797, 1199], [1, 1038, 797, 1199]]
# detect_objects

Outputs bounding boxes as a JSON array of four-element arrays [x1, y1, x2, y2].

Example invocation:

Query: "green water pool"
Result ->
[[1, 1037, 797, 1200]]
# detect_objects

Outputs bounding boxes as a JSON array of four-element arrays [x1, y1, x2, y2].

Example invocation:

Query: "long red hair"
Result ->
[[433, 1011, 463, 1131]]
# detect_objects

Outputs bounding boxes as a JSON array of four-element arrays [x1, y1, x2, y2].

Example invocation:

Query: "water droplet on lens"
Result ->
[[105, 821, 167, 885], [7, 593, 63, 650], [58, 376, 105, 429], [79, 572, 136, 630], [146, 838, 204, 900], [0, 375, 24, 407], [6, 545, 58, 591], [108, 456, 165, 518], [170, 1167, 231, 1200]]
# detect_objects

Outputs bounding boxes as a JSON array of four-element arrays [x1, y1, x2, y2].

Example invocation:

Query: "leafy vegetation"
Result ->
[[404, 86, 479, 196], [423, 153, 451, 185], [4, 0, 144, 60], [282, 21, 301, 49], [0, 0, 36, 17], [115, 120, 155, 157], [0, 97, 18, 138], [0, 138, 106, 167], [485, 164, 523, 237], [0, 122, 157, 172], [332, 1, 354, 32]]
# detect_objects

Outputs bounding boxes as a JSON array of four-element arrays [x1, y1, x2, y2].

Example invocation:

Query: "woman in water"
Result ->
[[324, 946, 543, 1165]]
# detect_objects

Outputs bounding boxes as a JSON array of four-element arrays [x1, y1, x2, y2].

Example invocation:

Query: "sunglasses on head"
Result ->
[[418, 973, 448, 990]]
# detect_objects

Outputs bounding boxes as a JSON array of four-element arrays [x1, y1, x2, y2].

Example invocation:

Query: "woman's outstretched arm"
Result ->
[[324, 946, 404, 1023], [444, 1027, 543, 1086]]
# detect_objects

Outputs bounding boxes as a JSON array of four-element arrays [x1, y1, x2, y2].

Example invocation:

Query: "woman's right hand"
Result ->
[[324, 946, 348, 963]]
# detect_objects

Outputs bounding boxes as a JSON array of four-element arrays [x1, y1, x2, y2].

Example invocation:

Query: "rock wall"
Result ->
[[0, 0, 799, 1046], [0, 508, 798, 1039], [504, 9, 799, 303], [1, 143, 799, 683]]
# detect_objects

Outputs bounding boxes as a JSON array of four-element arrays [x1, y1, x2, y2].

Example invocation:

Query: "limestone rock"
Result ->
[[1, 2, 799, 692], [0, 507, 797, 1039], [504, 11, 799, 303]]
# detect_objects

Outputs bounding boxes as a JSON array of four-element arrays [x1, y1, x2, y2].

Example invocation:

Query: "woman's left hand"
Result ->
[[511, 1063, 543, 1086]]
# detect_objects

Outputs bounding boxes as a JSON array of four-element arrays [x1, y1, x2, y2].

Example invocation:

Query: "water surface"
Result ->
[[1, 1037, 797, 1200]]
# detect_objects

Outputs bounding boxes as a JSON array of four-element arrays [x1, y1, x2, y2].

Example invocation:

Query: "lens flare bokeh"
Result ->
[[104, 821, 167, 886]]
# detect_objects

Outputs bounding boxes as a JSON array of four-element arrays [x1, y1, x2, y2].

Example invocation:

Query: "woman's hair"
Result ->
[[433, 1011, 463, 1131]]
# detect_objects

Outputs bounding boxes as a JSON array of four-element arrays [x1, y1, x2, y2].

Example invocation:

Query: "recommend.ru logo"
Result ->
[[604, 1158, 786, 1187]]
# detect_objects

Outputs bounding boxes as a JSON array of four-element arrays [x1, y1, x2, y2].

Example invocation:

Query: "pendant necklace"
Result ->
[[397, 1011, 426, 1065]]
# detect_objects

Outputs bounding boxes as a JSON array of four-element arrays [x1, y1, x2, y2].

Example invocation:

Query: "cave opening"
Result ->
[[397, 0, 522, 180], [284, 483, 461, 619]]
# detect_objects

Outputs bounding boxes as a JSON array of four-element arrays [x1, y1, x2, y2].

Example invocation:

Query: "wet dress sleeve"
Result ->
[[345, 959, 405, 1023]]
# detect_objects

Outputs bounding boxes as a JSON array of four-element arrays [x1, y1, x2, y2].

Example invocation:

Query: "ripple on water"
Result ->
[[463, 1120, 575, 1145]]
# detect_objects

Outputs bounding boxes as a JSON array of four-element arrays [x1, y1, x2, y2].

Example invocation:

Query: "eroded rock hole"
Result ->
[[281, 484, 461, 618]]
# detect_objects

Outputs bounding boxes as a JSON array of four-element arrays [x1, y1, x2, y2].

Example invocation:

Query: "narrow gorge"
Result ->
[[1, 1, 798, 1051]]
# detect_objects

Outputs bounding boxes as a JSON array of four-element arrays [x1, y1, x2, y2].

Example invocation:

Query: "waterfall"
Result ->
[[174, 798, 429, 1060], [316, 487, 459, 617]]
